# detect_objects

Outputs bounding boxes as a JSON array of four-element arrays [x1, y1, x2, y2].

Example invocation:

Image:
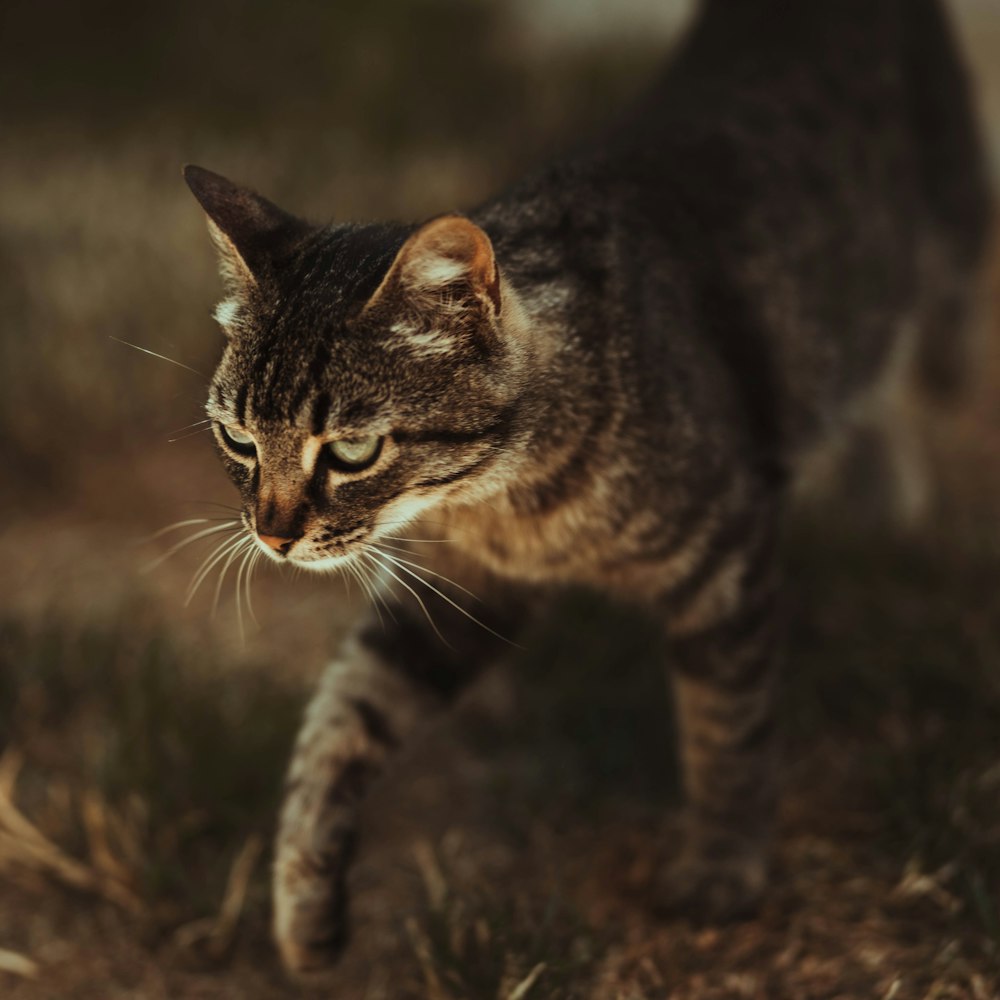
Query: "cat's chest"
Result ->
[[451, 510, 576, 582], [439, 489, 634, 587]]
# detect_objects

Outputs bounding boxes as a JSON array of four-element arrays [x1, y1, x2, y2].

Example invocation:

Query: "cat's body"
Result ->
[[183, 0, 991, 975]]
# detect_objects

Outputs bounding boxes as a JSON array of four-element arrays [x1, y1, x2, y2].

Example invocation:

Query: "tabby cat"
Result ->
[[182, 0, 991, 975]]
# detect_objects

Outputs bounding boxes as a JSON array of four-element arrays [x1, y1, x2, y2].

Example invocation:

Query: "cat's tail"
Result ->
[[912, 242, 995, 405], [903, 0, 995, 403]]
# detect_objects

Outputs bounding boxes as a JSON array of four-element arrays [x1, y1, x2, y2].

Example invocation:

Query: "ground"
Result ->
[[1, 2, 999, 997]]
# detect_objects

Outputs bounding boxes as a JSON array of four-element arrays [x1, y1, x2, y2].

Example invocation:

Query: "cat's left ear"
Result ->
[[366, 215, 502, 319], [183, 165, 310, 310]]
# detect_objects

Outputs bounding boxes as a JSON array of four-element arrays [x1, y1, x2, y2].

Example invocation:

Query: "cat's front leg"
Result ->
[[655, 515, 781, 918], [273, 584, 520, 976]]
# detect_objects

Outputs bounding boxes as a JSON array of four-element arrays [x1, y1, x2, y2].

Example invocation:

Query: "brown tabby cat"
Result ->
[[182, 0, 992, 975]]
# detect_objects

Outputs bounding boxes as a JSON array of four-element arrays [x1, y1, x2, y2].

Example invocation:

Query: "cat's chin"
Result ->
[[288, 552, 357, 574]]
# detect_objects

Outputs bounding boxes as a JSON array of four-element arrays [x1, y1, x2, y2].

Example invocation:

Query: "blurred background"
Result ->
[[0, 1, 999, 997]]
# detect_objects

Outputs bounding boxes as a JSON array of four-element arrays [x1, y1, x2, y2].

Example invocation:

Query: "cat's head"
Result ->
[[184, 166, 530, 570]]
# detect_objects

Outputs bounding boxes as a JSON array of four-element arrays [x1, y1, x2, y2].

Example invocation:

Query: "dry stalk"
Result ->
[[0, 948, 39, 980], [0, 749, 146, 917], [413, 839, 448, 911], [81, 789, 136, 887], [173, 834, 263, 960], [507, 962, 546, 1000], [406, 916, 447, 1000]]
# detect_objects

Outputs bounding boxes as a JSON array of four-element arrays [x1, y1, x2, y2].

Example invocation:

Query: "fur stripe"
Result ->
[[413, 451, 497, 490], [348, 697, 399, 749], [310, 393, 332, 437], [235, 384, 249, 425], [393, 404, 517, 447]]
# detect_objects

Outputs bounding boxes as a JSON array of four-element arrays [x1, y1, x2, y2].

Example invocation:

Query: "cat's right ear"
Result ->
[[183, 166, 310, 323]]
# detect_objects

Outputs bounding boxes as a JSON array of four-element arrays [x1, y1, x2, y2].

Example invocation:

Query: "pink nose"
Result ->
[[258, 533, 296, 555]]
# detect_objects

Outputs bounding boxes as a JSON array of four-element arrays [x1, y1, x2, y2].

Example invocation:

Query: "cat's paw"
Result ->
[[652, 837, 767, 921], [273, 845, 350, 977]]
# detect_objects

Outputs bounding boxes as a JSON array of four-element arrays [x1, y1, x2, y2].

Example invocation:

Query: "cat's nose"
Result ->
[[258, 533, 298, 556]]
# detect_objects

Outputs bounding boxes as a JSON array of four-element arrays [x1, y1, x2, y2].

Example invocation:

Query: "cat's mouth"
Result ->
[[251, 523, 371, 570]]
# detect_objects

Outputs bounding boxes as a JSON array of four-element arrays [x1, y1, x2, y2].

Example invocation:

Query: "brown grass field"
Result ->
[[1, 1, 999, 996]]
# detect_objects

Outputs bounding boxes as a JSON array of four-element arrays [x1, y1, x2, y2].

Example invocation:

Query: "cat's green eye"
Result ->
[[326, 434, 383, 472], [219, 423, 257, 457]]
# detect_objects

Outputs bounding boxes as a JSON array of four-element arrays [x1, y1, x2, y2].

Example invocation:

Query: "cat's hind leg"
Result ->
[[794, 236, 992, 529], [653, 503, 781, 918]]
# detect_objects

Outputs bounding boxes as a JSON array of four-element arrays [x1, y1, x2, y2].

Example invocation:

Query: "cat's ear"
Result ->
[[183, 165, 310, 299], [366, 215, 502, 319]]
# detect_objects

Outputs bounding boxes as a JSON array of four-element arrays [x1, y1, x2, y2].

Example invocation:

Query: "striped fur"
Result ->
[[182, 0, 992, 976]]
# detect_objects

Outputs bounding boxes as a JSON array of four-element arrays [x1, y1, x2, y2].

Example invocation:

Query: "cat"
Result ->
[[182, 0, 992, 976]]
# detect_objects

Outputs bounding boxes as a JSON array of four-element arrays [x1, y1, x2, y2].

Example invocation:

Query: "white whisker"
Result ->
[[168, 426, 215, 443], [143, 522, 240, 572], [110, 336, 206, 379], [380, 535, 455, 544], [234, 543, 259, 638], [344, 561, 370, 619], [367, 549, 518, 648], [186, 500, 242, 514], [371, 545, 480, 602], [363, 552, 449, 648], [234, 550, 246, 642], [168, 418, 213, 436], [186, 533, 247, 605], [354, 557, 393, 627], [243, 547, 261, 627], [363, 557, 397, 624], [140, 517, 213, 544], [213, 535, 252, 617]]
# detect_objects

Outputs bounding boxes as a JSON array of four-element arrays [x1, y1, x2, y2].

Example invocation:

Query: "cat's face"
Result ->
[[185, 167, 528, 570]]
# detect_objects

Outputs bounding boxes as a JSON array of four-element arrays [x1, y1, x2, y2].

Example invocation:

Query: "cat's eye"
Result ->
[[326, 434, 383, 472], [218, 423, 257, 457]]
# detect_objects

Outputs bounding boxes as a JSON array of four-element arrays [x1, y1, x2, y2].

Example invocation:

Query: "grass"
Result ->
[[6, 512, 999, 997], [0, 482, 998, 1000], [0, 0, 998, 994], [414, 865, 600, 1000], [0, 613, 300, 925], [783, 524, 1000, 954]]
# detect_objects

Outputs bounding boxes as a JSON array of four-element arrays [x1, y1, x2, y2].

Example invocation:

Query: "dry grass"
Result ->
[[1, 0, 999, 996]]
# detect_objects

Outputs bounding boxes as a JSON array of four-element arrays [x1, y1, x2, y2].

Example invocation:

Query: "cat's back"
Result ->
[[618, 0, 991, 448], [487, 0, 992, 461]]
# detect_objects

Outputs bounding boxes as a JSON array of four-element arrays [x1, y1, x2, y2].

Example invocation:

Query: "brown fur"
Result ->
[[181, 0, 992, 975]]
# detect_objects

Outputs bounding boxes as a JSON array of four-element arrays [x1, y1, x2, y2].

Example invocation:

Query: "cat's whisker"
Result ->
[[359, 562, 391, 627], [353, 558, 391, 627], [143, 521, 241, 572], [186, 532, 248, 603], [370, 540, 428, 558], [140, 517, 213, 544], [376, 539, 454, 553], [372, 516, 464, 538], [370, 545, 480, 602], [168, 425, 216, 444], [243, 547, 261, 627], [376, 535, 451, 559], [234, 550, 247, 643], [343, 561, 366, 616], [186, 500, 243, 514], [186, 533, 248, 605], [168, 418, 214, 436], [362, 552, 449, 648], [212, 534, 252, 618], [367, 549, 518, 648], [110, 336, 206, 379], [234, 541, 260, 638], [362, 556, 397, 624]]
